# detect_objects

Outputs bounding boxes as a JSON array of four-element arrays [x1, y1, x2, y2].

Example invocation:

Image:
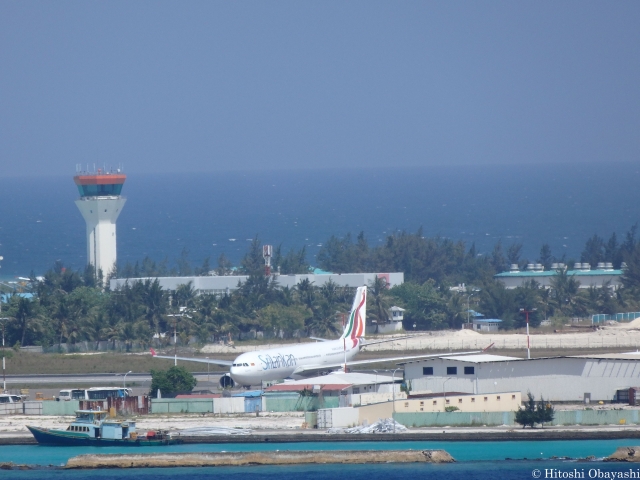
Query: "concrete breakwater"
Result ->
[[65, 449, 455, 469], [606, 447, 640, 462]]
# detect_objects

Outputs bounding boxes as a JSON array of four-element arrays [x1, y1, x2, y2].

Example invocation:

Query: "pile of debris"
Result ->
[[174, 426, 252, 436], [327, 418, 408, 434]]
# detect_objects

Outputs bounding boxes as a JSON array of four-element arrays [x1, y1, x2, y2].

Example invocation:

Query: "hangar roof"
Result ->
[[400, 353, 520, 365]]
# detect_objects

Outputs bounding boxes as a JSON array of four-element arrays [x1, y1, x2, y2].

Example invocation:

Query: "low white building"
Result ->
[[110, 272, 404, 296], [403, 352, 640, 403], [367, 306, 406, 334], [472, 318, 502, 332]]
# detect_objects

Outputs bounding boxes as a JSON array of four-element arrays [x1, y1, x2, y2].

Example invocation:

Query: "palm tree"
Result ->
[[368, 276, 390, 325], [13, 296, 40, 346]]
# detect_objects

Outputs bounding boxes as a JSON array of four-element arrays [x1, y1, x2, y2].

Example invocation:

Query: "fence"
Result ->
[[150, 397, 245, 414], [80, 396, 150, 415], [394, 409, 640, 427], [592, 312, 640, 324], [264, 394, 340, 412]]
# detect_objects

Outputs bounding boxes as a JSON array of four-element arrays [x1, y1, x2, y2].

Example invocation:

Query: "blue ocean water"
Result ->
[[0, 439, 634, 466], [4, 462, 640, 480], [0, 163, 639, 277], [3, 441, 640, 480]]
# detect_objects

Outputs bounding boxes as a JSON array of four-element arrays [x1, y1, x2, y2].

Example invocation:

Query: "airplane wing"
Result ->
[[309, 337, 330, 342], [360, 334, 427, 347], [291, 350, 482, 376], [150, 349, 233, 367]]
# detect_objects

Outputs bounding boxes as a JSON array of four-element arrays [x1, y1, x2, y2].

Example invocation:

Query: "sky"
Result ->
[[0, 1, 639, 177]]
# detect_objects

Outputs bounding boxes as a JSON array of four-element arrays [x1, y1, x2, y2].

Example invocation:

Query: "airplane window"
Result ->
[[244, 363, 248, 366]]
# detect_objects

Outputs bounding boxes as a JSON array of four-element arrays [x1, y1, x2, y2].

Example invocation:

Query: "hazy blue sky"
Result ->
[[1, 1, 639, 177]]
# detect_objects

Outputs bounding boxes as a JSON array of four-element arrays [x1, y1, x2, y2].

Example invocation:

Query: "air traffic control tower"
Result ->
[[73, 167, 126, 279]]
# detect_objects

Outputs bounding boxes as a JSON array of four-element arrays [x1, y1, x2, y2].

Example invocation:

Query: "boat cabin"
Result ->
[[65, 410, 137, 440]]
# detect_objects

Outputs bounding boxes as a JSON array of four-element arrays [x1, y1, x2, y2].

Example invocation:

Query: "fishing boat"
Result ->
[[27, 409, 179, 446]]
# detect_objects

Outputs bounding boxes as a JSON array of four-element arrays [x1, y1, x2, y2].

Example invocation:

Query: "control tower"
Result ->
[[73, 167, 126, 279]]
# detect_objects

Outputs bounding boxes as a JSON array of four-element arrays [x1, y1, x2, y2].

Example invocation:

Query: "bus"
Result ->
[[59, 387, 132, 401]]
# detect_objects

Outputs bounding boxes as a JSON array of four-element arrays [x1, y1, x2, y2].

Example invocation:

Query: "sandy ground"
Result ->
[[201, 323, 640, 354], [0, 412, 307, 438], [4, 411, 640, 440]]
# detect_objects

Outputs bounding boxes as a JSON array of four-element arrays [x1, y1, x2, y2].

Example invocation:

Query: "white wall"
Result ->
[[406, 357, 640, 402], [213, 397, 245, 414], [111, 272, 404, 293]]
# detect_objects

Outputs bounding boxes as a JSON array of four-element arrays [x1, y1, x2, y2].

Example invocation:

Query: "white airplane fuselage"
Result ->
[[229, 337, 361, 385]]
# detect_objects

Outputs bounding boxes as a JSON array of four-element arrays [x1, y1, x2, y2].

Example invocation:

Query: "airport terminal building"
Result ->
[[403, 352, 640, 403]]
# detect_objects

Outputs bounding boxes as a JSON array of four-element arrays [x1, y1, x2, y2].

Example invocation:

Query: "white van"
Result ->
[[0, 394, 24, 403]]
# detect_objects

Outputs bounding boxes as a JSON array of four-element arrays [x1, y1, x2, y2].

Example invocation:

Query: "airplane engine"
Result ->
[[219, 373, 235, 389]]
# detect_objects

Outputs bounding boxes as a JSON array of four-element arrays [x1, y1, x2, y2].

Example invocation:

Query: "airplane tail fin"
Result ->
[[150, 348, 156, 356], [341, 286, 366, 340]]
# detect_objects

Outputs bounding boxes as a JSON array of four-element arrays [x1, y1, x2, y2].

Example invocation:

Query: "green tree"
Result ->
[[514, 392, 537, 428], [216, 253, 233, 276], [240, 236, 264, 275], [259, 303, 308, 338], [515, 392, 555, 428], [537, 396, 554, 427], [581, 234, 605, 267], [538, 244, 553, 270], [390, 280, 448, 330], [368, 276, 390, 325], [149, 366, 197, 397]]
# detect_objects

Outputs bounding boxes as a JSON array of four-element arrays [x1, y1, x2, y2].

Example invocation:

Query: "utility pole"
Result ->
[[392, 367, 401, 434], [519, 308, 537, 359]]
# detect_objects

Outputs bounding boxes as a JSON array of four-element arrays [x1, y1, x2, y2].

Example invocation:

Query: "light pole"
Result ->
[[519, 308, 537, 359], [466, 289, 480, 327], [206, 357, 210, 382], [117, 370, 132, 388], [392, 367, 401, 433], [443, 377, 451, 411]]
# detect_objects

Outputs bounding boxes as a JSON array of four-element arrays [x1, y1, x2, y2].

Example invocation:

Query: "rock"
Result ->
[[65, 450, 455, 469], [606, 447, 640, 462]]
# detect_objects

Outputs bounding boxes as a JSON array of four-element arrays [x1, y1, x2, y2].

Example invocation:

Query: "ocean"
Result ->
[[0, 162, 639, 277], [0, 439, 639, 479]]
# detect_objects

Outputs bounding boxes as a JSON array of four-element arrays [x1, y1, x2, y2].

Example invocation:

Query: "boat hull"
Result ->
[[26, 426, 179, 446]]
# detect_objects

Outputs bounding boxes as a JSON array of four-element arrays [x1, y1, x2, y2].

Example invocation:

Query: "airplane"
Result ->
[[151, 286, 482, 388]]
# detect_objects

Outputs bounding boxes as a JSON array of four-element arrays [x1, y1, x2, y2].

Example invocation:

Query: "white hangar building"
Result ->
[[110, 272, 404, 296], [403, 352, 640, 403]]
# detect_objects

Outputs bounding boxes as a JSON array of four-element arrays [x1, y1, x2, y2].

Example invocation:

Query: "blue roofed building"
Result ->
[[472, 318, 502, 332]]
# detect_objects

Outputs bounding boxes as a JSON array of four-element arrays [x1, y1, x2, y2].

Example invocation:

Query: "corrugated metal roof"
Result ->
[[402, 352, 640, 366], [175, 393, 221, 399], [265, 383, 347, 392], [473, 319, 502, 323], [571, 352, 640, 361], [400, 353, 521, 365]]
